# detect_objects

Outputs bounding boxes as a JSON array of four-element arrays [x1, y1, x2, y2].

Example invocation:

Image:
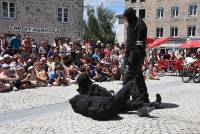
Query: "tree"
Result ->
[[96, 4, 115, 43], [82, 4, 115, 43]]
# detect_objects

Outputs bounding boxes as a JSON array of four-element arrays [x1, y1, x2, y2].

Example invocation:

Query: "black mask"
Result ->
[[123, 7, 138, 24]]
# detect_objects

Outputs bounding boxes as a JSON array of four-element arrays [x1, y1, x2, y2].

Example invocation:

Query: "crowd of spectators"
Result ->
[[1, 33, 200, 92], [144, 48, 200, 80], [0, 34, 126, 92]]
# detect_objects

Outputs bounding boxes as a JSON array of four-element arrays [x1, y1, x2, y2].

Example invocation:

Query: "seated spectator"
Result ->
[[59, 42, 67, 56], [112, 61, 121, 80], [0, 64, 18, 90], [196, 48, 200, 59], [34, 62, 48, 85], [185, 54, 197, 65], [93, 48, 101, 62], [14, 65, 32, 89], [177, 50, 185, 60], [62, 55, 78, 79], [146, 65, 160, 80], [3, 54, 12, 64], [0, 81, 13, 92], [170, 51, 177, 60], [48, 63, 70, 86], [101, 63, 113, 81], [103, 44, 111, 56], [26, 66, 46, 87], [163, 50, 171, 60], [50, 54, 61, 71], [101, 54, 111, 64], [38, 41, 47, 56], [47, 45, 56, 58]]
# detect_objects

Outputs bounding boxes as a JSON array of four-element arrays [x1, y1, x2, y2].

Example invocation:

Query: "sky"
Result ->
[[83, 0, 125, 20]]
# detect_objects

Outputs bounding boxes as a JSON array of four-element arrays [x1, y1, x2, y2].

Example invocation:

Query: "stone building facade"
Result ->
[[0, 0, 83, 43], [125, 0, 200, 46]]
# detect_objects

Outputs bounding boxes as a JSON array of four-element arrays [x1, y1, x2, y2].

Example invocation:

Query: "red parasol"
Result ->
[[146, 37, 154, 44], [179, 40, 200, 48], [148, 37, 171, 48]]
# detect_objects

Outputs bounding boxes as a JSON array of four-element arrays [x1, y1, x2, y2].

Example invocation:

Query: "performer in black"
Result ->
[[123, 7, 149, 103], [69, 74, 162, 120]]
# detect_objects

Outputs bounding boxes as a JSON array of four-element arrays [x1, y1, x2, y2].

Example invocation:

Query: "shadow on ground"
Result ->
[[161, 103, 179, 109]]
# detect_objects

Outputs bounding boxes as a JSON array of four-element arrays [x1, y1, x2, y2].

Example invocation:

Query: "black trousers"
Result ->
[[123, 53, 149, 103], [114, 80, 154, 112]]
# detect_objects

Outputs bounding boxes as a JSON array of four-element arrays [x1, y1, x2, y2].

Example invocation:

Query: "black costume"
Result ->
[[123, 8, 149, 103], [69, 74, 162, 120]]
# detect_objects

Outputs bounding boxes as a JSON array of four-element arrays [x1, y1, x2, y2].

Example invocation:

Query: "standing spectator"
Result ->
[[0, 34, 9, 56], [9, 34, 21, 55], [21, 35, 32, 57]]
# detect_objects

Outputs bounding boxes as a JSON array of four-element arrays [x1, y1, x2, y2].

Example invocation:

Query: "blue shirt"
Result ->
[[47, 50, 54, 58], [48, 71, 64, 81], [48, 71, 57, 81], [9, 36, 21, 49], [93, 53, 100, 61]]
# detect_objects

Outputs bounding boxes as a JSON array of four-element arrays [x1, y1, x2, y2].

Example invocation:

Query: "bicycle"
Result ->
[[181, 61, 200, 83]]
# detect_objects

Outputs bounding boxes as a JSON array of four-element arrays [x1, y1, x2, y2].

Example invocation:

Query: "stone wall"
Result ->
[[0, 0, 83, 43], [125, 0, 200, 39]]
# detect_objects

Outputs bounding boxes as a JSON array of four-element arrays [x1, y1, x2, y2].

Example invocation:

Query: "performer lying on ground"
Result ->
[[69, 74, 162, 120]]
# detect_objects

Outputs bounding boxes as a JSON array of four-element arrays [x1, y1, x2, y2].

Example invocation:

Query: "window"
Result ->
[[156, 27, 163, 37], [131, 0, 136, 3], [58, 7, 68, 22], [156, 8, 164, 18], [140, 0, 145, 2], [188, 26, 196, 37], [139, 9, 145, 19], [171, 6, 179, 17], [170, 27, 178, 37], [2, 2, 15, 18], [189, 4, 197, 16]]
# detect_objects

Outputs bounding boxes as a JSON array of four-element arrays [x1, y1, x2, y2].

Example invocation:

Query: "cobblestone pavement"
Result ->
[[0, 76, 200, 134]]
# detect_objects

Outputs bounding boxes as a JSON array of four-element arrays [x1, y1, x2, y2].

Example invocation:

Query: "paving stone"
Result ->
[[0, 77, 200, 133]]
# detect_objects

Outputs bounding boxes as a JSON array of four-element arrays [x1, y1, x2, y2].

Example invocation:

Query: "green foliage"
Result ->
[[82, 4, 115, 43]]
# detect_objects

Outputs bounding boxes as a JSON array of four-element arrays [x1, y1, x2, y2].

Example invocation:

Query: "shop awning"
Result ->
[[179, 40, 200, 48], [148, 37, 171, 48]]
